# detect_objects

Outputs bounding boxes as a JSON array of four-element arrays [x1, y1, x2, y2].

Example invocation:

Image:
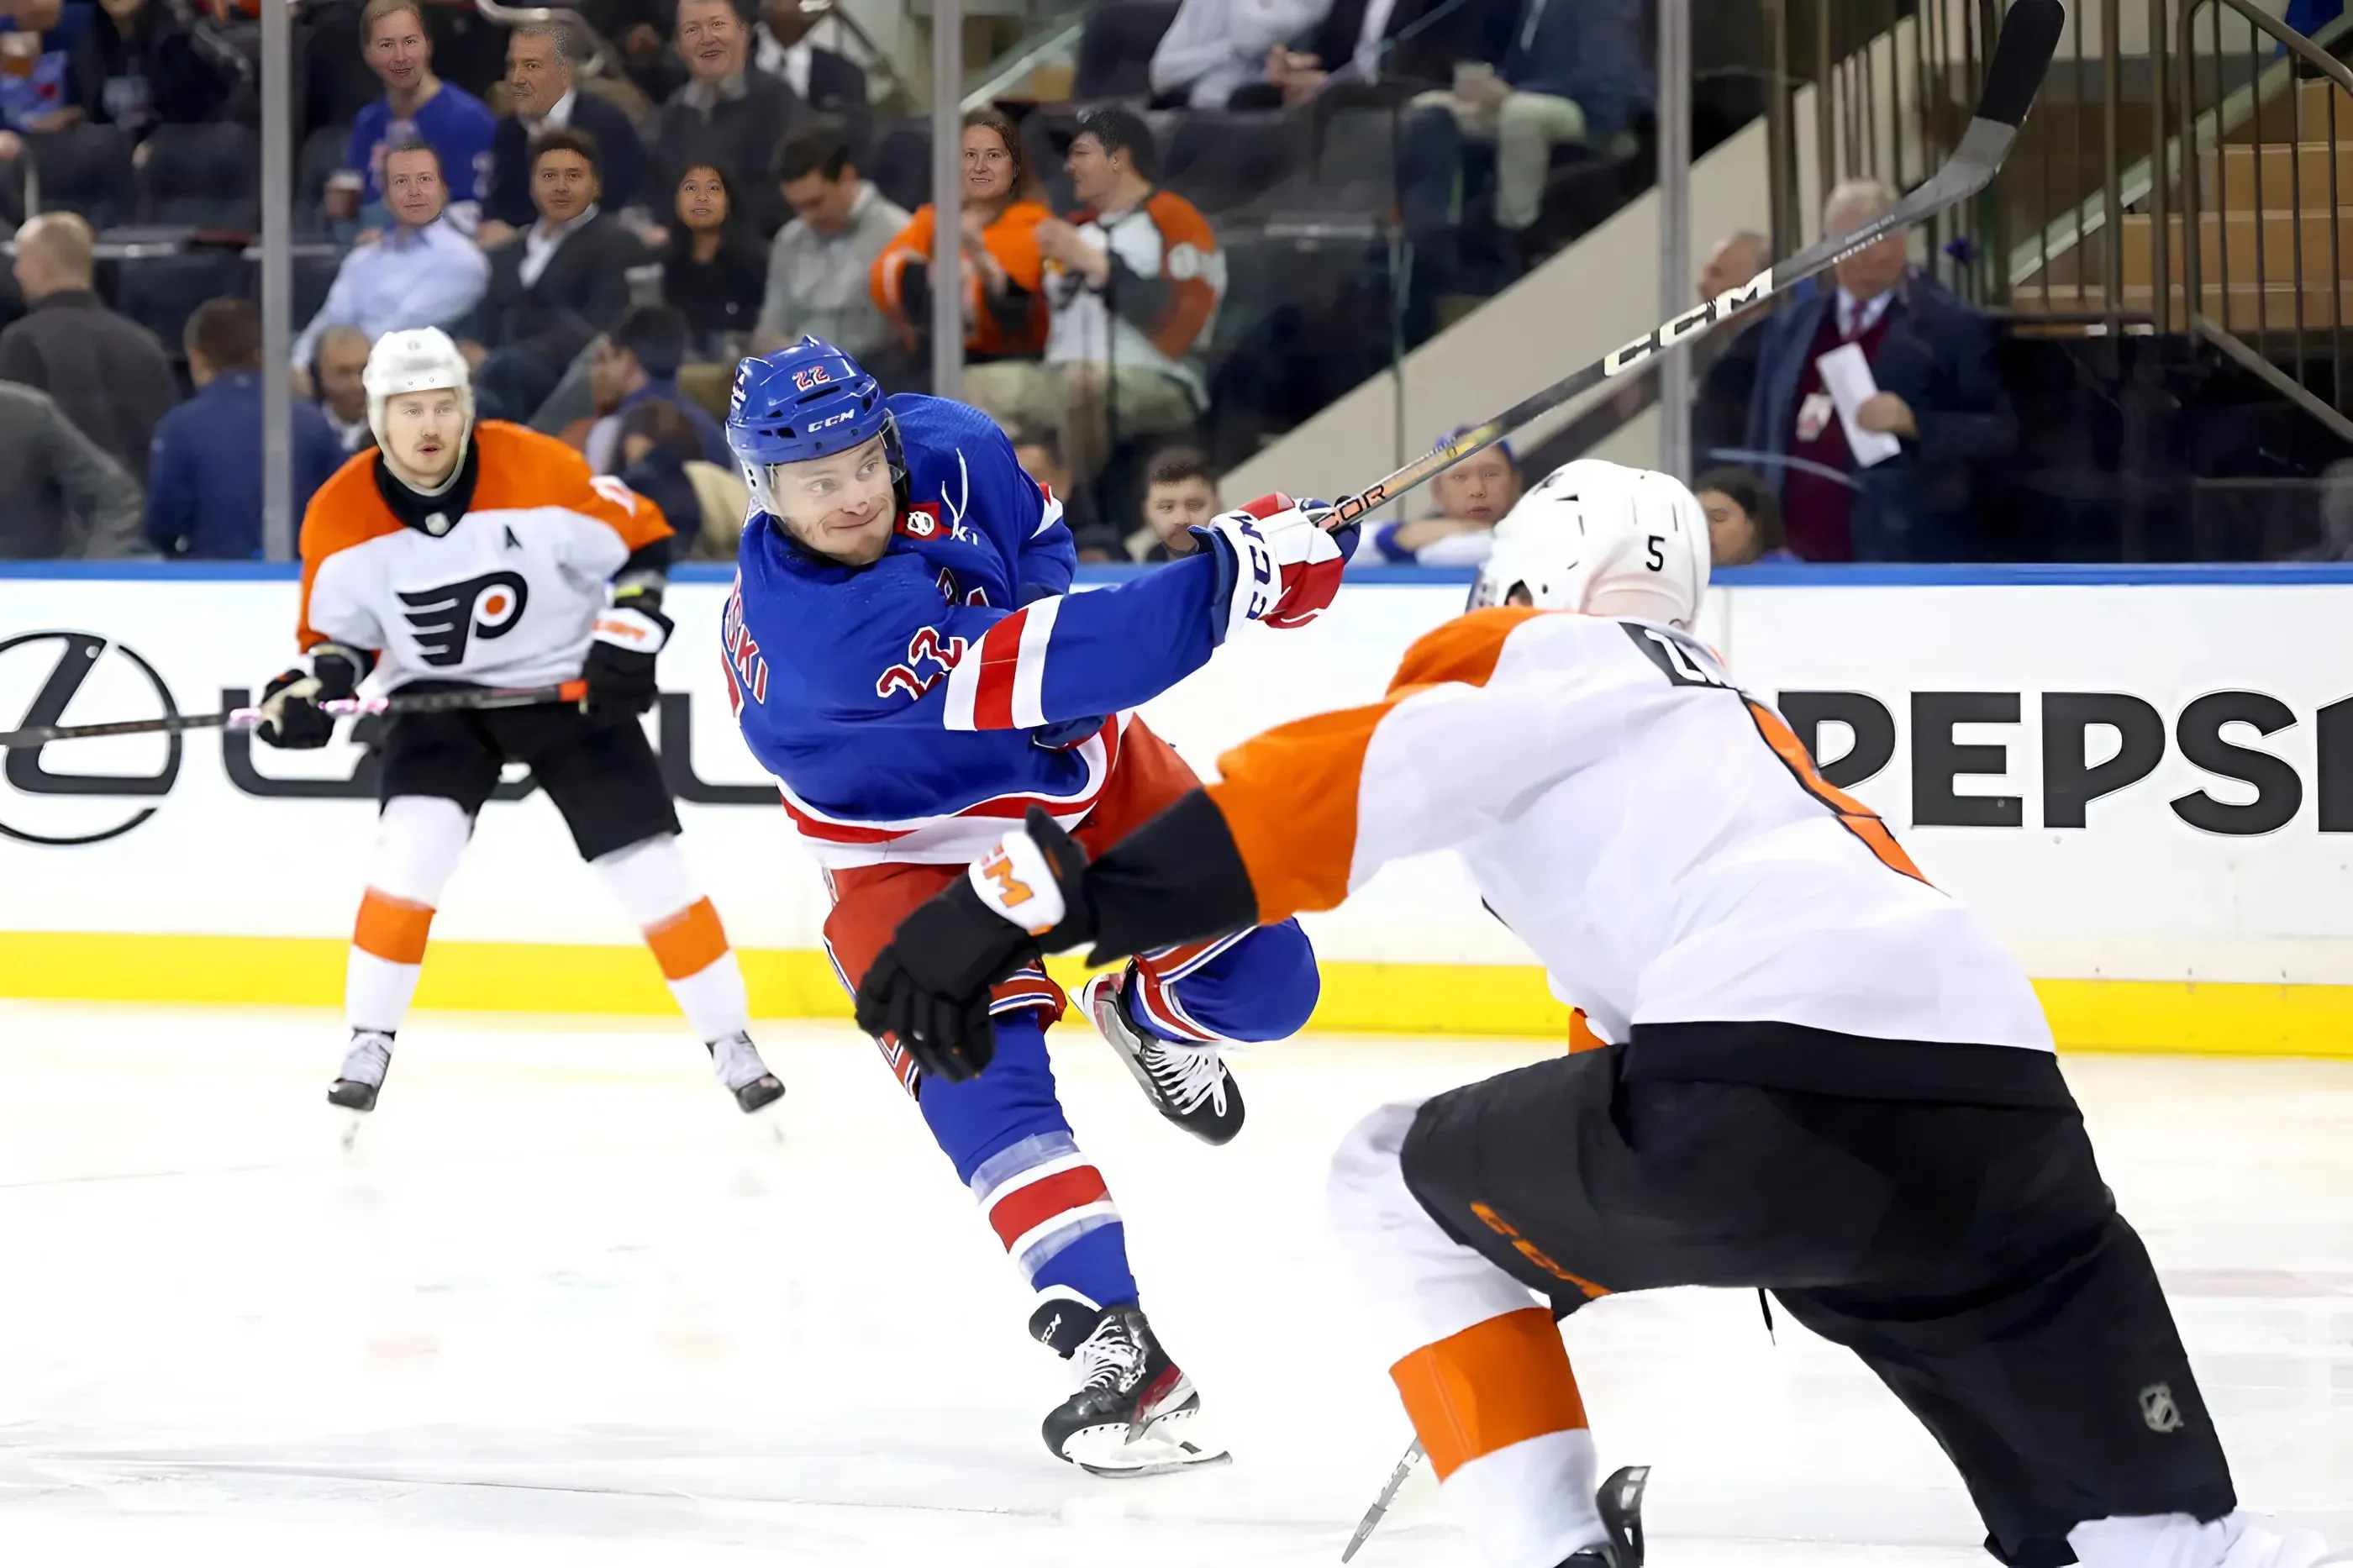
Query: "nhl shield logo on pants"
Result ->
[[2140, 1382, 2184, 1433]]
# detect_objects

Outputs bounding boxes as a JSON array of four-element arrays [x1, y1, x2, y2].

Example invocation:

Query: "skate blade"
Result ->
[[1064, 1404, 1228, 1477], [339, 1112, 365, 1152]]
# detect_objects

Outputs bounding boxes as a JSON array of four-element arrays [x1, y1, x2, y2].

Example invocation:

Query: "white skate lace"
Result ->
[[1071, 1313, 1148, 1395], [710, 1030, 772, 1091], [337, 1032, 392, 1087], [1140, 1039, 1229, 1118]]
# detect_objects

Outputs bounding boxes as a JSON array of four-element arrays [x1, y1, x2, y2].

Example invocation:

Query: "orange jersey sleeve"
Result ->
[[1205, 608, 1542, 923], [871, 206, 936, 319], [1140, 191, 1222, 360], [295, 448, 405, 652]]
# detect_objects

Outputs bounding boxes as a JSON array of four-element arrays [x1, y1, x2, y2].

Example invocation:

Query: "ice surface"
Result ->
[[0, 1002, 2345, 1566]]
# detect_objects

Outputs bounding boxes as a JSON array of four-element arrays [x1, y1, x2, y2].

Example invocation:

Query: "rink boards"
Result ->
[[3, 561, 2350, 1056]]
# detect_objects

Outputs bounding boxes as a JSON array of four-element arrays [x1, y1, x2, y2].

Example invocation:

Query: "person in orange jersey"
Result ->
[[870, 107, 1050, 366], [252, 327, 785, 1123], [853, 459, 2332, 1568]]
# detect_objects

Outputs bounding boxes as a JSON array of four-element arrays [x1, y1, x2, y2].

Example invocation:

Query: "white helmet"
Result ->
[[363, 327, 476, 452], [1468, 458, 1710, 628]]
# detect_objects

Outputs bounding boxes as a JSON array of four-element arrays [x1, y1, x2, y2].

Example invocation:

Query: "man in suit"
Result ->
[[753, 0, 867, 138], [480, 20, 646, 242], [458, 125, 651, 423], [0, 212, 177, 486], [656, 0, 804, 239], [1744, 179, 2015, 563]]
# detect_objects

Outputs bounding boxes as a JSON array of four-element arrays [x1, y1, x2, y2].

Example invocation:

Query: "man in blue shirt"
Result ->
[[292, 138, 490, 376], [342, 0, 496, 229], [146, 299, 346, 559]]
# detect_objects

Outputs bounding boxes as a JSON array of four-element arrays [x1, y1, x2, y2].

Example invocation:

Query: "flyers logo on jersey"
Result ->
[[397, 571, 529, 667]]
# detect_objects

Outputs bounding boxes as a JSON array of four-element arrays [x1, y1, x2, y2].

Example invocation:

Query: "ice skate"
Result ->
[[1077, 970, 1245, 1145], [1029, 1298, 1229, 1477], [708, 1030, 785, 1113], [1559, 1465, 1650, 1567], [328, 1029, 393, 1113]]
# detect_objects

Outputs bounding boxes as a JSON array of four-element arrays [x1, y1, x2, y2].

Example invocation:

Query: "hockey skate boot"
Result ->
[[1558, 1465, 1650, 1568], [708, 1030, 785, 1113], [1029, 1298, 1229, 1477], [327, 1029, 394, 1113], [1078, 969, 1244, 1145]]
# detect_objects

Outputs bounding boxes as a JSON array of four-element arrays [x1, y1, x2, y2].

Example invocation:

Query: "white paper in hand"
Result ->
[[1815, 342, 1904, 467]]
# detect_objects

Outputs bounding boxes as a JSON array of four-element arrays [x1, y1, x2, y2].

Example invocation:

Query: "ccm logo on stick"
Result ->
[[1782, 688, 2353, 837], [1604, 270, 1777, 376]]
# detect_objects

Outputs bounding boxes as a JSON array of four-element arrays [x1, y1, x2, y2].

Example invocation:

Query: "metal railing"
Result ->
[[2177, 0, 2353, 444]]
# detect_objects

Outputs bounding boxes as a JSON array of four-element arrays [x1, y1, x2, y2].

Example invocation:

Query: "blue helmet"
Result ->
[[725, 336, 889, 491]]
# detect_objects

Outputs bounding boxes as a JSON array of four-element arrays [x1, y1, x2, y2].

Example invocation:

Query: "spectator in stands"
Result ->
[[310, 323, 376, 451], [752, 118, 908, 360], [1692, 229, 1769, 466], [460, 125, 650, 422], [584, 302, 732, 474], [1693, 465, 1795, 566], [481, 21, 644, 244], [1353, 431, 1522, 568], [1745, 178, 2014, 561], [753, 0, 867, 132], [578, 0, 676, 103], [0, 212, 176, 486], [1151, 0, 1330, 110], [71, 0, 229, 147], [1409, 0, 1654, 240], [0, 0, 81, 144], [966, 108, 1220, 489], [291, 138, 489, 379], [615, 397, 751, 560], [1245, 0, 1487, 106], [657, 0, 803, 239], [1125, 444, 1220, 562], [871, 108, 1049, 369], [1012, 425, 1110, 560], [662, 160, 768, 356], [340, 0, 496, 230], [0, 380, 145, 559], [146, 299, 345, 560]]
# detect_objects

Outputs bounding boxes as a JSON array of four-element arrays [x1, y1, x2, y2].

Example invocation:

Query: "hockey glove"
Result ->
[[581, 601, 673, 724], [854, 808, 1094, 1084], [1192, 492, 1357, 640], [255, 645, 365, 750]]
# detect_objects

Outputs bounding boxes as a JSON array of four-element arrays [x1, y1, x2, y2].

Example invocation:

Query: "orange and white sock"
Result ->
[[345, 796, 473, 1035], [1329, 1102, 1606, 1568], [592, 834, 752, 1046]]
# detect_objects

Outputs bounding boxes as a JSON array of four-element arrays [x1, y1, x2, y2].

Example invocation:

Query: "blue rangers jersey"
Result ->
[[724, 394, 1231, 866]]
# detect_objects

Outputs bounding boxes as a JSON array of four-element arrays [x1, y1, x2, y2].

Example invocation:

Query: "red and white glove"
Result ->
[[1193, 492, 1355, 637]]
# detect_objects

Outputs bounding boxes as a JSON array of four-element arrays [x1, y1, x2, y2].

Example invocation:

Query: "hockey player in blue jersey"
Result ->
[[722, 337, 1347, 1474]]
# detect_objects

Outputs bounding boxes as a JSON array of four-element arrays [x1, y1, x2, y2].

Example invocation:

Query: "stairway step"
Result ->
[[2119, 208, 2353, 286], [2197, 141, 2353, 212]]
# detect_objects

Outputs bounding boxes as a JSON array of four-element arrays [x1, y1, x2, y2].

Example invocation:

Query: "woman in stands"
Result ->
[[661, 160, 768, 360], [870, 106, 1049, 367]]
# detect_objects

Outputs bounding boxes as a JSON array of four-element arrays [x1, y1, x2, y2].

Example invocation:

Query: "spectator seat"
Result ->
[[139, 124, 264, 229], [23, 124, 138, 231], [296, 123, 352, 234], [117, 250, 252, 354], [866, 117, 931, 214], [1161, 111, 1303, 217], [1073, 2, 1181, 101]]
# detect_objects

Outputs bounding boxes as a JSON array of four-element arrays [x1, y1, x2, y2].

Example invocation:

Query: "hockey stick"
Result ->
[[1323, 0, 2066, 530], [0, 680, 591, 750]]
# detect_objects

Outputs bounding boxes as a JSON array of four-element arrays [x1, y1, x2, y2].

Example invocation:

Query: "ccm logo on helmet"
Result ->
[[808, 408, 856, 431]]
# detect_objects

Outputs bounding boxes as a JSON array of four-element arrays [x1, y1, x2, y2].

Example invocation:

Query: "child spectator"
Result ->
[[1127, 444, 1220, 563]]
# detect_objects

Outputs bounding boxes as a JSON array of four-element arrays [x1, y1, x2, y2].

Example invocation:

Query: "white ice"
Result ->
[[0, 1002, 2345, 1567]]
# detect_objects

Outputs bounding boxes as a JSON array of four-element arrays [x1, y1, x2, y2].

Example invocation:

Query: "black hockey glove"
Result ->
[[255, 645, 365, 750], [581, 600, 673, 724], [854, 808, 1095, 1084]]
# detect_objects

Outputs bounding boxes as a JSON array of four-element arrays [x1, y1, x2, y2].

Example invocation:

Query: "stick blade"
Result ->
[[1974, 0, 2066, 127]]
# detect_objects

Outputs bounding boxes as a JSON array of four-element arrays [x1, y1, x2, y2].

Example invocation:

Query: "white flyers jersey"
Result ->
[[1206, 608, 2054, 1056], [297, 422, 671, 691]]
